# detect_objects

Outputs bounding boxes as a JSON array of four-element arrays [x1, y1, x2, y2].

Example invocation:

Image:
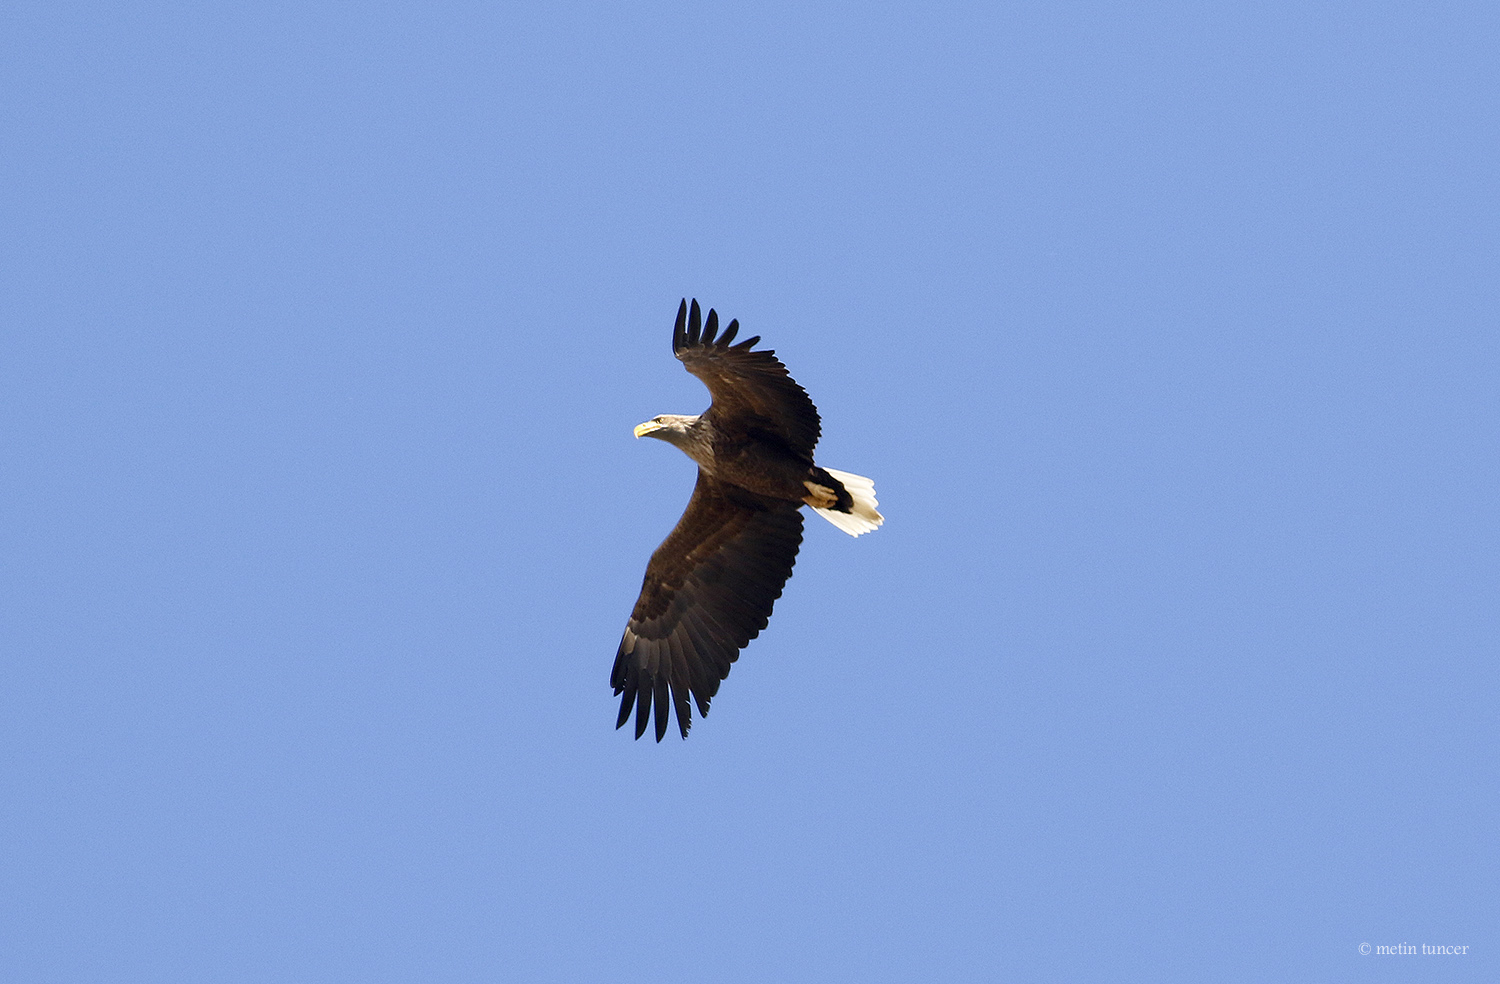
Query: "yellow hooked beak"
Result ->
[[634, 420, 664, 438]]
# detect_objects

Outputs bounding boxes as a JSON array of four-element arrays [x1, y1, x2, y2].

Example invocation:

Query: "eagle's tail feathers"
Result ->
[[812, 468, 883, 537]]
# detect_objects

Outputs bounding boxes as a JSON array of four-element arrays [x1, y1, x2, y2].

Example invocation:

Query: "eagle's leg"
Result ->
[[802, 480, 841, 509]]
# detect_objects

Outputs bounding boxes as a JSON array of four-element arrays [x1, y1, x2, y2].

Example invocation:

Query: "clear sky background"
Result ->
[[3, 2, 1496, 981]]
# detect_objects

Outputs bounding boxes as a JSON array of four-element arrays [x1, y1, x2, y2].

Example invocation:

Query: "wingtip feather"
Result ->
[[633, 679, 651, 739], [673, 299, 687, 352], [652, 675, 670, 742]]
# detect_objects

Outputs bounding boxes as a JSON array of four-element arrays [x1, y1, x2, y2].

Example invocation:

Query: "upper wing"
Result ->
[[673, 298, 822, 458], [613, 470, 805, 741]]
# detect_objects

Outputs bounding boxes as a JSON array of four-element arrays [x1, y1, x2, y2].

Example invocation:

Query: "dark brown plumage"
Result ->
[[613, 300, 882, 741]]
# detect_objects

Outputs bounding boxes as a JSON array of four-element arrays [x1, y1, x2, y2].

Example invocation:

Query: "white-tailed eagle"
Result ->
[[613, 300, 882, 741]]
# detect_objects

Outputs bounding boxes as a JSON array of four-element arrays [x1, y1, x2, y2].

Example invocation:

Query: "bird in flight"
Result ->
[[614, 299, 882, 741]]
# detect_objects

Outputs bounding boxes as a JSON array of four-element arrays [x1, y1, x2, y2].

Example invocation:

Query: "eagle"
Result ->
[[613, 299, 883, 741]]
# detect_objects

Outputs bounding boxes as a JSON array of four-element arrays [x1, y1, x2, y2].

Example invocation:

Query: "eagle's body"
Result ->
[[613, 300, 882, 741], [635, 412, 852, 509]]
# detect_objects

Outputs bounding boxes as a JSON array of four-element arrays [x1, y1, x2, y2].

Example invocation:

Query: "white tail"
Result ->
[[812, 468, 883, 537]]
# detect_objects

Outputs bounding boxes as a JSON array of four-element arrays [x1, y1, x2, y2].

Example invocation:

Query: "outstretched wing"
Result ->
[[673, 298, 822, 458], [613, 470, 804, 741]]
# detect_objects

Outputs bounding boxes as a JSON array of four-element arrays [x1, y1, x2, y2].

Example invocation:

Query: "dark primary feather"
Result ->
[[673, 298, 821, 457], [612, 471, 804, 740]]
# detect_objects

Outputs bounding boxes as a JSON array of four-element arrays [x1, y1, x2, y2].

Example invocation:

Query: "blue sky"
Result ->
[[3, 2, 1496, 981]]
